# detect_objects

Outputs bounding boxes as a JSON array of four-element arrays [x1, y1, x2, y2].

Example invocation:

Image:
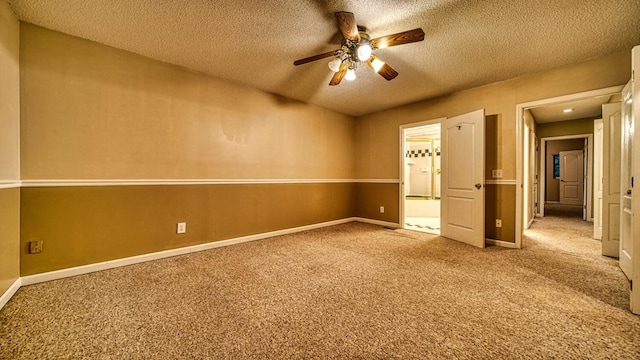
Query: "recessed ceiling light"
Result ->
[[563, 108, 574, 113]]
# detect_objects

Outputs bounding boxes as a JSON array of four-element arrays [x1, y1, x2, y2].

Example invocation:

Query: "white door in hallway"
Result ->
[[441, 109, 485, 248], [620, 45, 640, 314], [602, 102, 621, 257], [594, 119, 603, 239], [620, 80, 634, 291], [559, 150, 584, 206], [620, 74, 640, 314]]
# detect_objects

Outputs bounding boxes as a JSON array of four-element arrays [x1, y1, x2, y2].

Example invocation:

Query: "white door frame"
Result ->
[[515, 85, 624, 248], [539, 134, 592, 217], [399, 118, 445, 229]]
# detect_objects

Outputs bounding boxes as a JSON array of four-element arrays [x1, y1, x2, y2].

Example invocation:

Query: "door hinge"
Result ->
[[632, 177, 634, 188], [631, 280, 633, 291], [632, 70, 635, 82]]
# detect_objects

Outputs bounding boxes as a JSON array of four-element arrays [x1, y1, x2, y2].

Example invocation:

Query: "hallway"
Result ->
[[523, 210, 629, 310]]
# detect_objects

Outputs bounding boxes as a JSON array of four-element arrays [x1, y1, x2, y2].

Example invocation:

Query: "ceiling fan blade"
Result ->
[[293, 49, 340, 66], [335, 11, 360, 41], [377, 63, 399, 80], [370, 28, 425, 49], [329, 62, 348, 86], [366, 57, 399, 81]]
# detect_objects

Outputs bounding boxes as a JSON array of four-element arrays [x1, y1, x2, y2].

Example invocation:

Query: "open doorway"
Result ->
[[516, 86, 624, 247], [539, 135, 591, 220], [400, 120, 442, 235]]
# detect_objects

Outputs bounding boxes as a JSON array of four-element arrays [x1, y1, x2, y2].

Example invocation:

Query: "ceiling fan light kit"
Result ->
[[328, 57, 342, 72], [294, 11, 425, 86], [345, 68, 357, 81]]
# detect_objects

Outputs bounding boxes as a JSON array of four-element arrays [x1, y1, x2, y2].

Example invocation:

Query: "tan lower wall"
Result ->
[[485, 184, 516, 243], [0, 187, 20, 294], [355, 182, 400, 224], [20, 183, 355, 275]]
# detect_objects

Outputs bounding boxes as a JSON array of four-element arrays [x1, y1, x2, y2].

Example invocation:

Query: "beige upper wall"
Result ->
[[20, 24, 355, 180], [536, 118, 595, 139], [355, 50, 631, 180], [0, 0, 20, 181], [0, 0, 20, 298]]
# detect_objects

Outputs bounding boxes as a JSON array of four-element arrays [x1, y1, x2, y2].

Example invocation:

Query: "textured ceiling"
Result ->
[[7, 0, 640, 117]]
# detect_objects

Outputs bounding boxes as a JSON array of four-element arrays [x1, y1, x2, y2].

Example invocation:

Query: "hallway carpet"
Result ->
[[1, 219, 638, 359]]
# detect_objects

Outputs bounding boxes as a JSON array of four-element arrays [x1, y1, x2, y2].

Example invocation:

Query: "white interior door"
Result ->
[[629, 45, 640, 314], [441, 109, 485, 248], [594, 119, 603, 239], [583, 140, 589, 221], [559, 150, 584, 205], [620, 81, 633, 283], [602, 102, 621, 257]]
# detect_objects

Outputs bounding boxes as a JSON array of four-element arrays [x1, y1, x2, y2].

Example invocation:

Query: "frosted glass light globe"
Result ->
[[356, 43, 372, 61], [345, 68, 356, 81], [328, 57, 342, 72]]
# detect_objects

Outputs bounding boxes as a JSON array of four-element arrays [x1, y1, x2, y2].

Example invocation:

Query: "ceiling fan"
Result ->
[[293, 11, 425, 86]]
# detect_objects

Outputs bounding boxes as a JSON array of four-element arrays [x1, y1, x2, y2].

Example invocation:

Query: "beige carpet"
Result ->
[[1, 217, 639, 359], [543, 202, 584, 218]]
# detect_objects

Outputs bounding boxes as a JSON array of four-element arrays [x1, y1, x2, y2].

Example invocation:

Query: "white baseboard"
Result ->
[[353, 217, 400, 228], [0, 278, 21, 311], [527, 217, 534, 229], [21, 218, 362, 286], [3, 217, 399, 309], [486, 238, 518, 248]]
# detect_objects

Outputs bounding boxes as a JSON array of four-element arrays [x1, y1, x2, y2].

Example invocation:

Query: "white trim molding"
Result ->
[[484, 180, 517, 185], [0, 278, 21, 311], [0, 181, 21, 190], [486, 239, 518, 248], [9, 179, 403, 188], [353, 217, 400, 228], [354, 179, 401, 184], [21, 179, 358, 187]]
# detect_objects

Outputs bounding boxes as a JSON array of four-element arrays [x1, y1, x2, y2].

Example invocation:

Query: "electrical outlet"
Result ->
[[495, 219, 502, 228], [380, 206, 385, 213], [28, 240, 43, 254], [492, 169, 503, 179], [177, 222, 187, 234]]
